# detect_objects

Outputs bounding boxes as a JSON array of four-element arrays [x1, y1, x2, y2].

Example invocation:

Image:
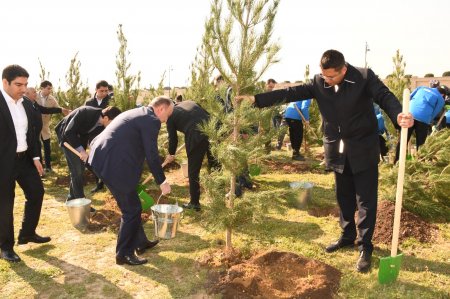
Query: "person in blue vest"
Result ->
[[284, 99, 311, 161], [374, 104, 390, 161], [394, 83, 445, 162]]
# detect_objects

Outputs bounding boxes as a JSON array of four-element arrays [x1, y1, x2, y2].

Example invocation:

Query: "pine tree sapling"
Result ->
[[114, 24, 141, 111], [379, 130, 450, 221], [200, 0, 281, 251]]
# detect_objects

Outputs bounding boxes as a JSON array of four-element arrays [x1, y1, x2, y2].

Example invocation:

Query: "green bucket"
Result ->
[[136, 184, 155, 210], [249, 164, 261, 176]]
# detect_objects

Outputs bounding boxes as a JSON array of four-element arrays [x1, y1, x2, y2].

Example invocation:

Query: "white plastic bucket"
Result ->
[[65, 198, 91, 231], [151, 204, 183, 239], [289, 182, 313, 208]]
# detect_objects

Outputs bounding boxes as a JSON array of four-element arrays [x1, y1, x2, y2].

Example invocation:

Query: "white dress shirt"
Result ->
[[1, 88, 28, 152]]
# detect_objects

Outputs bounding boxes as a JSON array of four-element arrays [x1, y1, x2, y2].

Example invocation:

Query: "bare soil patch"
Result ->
[[373, 201, 439, 244], [55, 170, 98, 186], [88, 194, 154, 232], [263, 159, 313, 173], [308, 205, 340, 218], [204, 250, 341, 299]]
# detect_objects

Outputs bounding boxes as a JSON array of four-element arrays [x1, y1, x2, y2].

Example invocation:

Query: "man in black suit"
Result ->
[[84, 80, 110, 193], [84, 80, 110, 108], [89, 96, 173, 266], [238, 50, 414, 273], [55, 106, 121, 209], [0, 65, 51, 263], [163, 100, 219, 211]]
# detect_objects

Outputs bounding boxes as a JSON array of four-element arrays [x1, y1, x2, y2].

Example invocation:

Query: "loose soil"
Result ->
[[205, 250, 341, 299], [88, 194, 156, 232], [373, 200, 439, 244], [55, 170, 98, 186], [307, 205, 340, 218], [263, 159, 314, 173]]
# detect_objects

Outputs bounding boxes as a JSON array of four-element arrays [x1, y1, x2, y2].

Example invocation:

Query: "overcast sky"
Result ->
[[1, 0, 449, 90]]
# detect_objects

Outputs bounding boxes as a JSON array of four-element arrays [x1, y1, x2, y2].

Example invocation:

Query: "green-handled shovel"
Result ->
[[378, 89, 410, 284]]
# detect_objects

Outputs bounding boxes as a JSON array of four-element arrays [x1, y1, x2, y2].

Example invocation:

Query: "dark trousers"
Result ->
[[285, 118, 303, 153], [187, 139, 219, 205], [394, 120, 430, 162], [106, 183, 144, 257], [42, 138, 52, 169], [334, 158, 378, 253], [0, 155, 45, 250], [63, 147, 85, 200]]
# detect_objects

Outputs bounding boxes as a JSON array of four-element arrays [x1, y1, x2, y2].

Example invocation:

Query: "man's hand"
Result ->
[[62, 108, 71, 116], [160, 181, 171, 195], [80, 151, 89, 163], [397, 112, 414, 128], [235, 95, 255, 104], [34, 160, 44, 176], [163, 155, 175, 166]]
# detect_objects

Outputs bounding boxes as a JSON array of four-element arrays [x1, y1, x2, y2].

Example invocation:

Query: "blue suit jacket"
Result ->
[[89, 106, 165, 193]]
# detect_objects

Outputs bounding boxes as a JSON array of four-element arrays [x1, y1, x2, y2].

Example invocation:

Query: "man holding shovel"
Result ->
[[238, 49, 414, 272], [88, 96, 174, 266], [55, 105, 121, 212], [163, 100, 220, 211]]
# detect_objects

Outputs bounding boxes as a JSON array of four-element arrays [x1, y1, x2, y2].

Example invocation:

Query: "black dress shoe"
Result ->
[[17, 234, 51, 245], [325, 238, 355, 253], [356, 250, 372, 273], [116, 254, 148, 266], [136, 240, 159, 255], [90, 185, 104, 193], [182, 202, 201, 211], [0, 249, 21, 262]]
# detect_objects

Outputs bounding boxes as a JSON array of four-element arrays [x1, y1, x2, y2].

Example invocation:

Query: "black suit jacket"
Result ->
[[55, 106, 103, 149], [89, 106, 166, 193], [24, 96, 62, 139], [85, 95, 110, 109], [255, 64, 402, 173], [166, 100, 209, 155], [0, 92, 40, 186]]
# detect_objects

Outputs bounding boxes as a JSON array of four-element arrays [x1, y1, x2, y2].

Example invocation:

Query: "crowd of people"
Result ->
[[2, 48, 448, 272]]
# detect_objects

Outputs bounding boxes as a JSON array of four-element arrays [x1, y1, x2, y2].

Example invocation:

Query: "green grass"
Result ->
[[1, 149, 449, 298]]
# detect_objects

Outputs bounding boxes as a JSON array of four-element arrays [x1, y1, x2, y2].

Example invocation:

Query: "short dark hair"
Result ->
[[40, 80, 53, 88], [150, 96, 174, 108], [214, 75, 224, 86], [101, 106, 121, 120], [176, 95, 183, 102], [96, 80, 109, 90], [107, 84, 113, 91], [267, 78, 277, 84], [2, 65, 29, 83], [320, 49, 346, 70]]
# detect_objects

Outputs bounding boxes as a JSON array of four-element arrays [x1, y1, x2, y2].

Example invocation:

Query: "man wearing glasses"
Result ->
[[238, 49, 414, 273]]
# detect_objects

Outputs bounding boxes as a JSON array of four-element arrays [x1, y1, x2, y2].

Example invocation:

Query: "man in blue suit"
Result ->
[[89, 96, 174, 266]]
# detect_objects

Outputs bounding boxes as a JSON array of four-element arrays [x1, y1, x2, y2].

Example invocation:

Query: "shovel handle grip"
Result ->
[[63, 142, 83, 159], [391, 89, 410, 257]]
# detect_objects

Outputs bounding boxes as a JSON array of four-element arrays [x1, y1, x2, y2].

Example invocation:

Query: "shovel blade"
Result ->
[[378, 254, 403, 284], [136, 185, 155, 210]]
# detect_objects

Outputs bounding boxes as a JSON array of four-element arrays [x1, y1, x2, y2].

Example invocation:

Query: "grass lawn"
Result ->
[[1, 148, 449, 298]]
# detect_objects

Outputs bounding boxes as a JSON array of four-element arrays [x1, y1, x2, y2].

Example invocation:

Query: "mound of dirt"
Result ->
[[88, 195, 152, 232], [208, 250, 341, 299], [373, 201, 439, 244]]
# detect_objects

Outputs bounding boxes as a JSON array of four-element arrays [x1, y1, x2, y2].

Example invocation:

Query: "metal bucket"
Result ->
[[151, 204, 183, 239], [181, 161, 189, 178], [65, 198, 91, 231], [289, 182, 313, 208]]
